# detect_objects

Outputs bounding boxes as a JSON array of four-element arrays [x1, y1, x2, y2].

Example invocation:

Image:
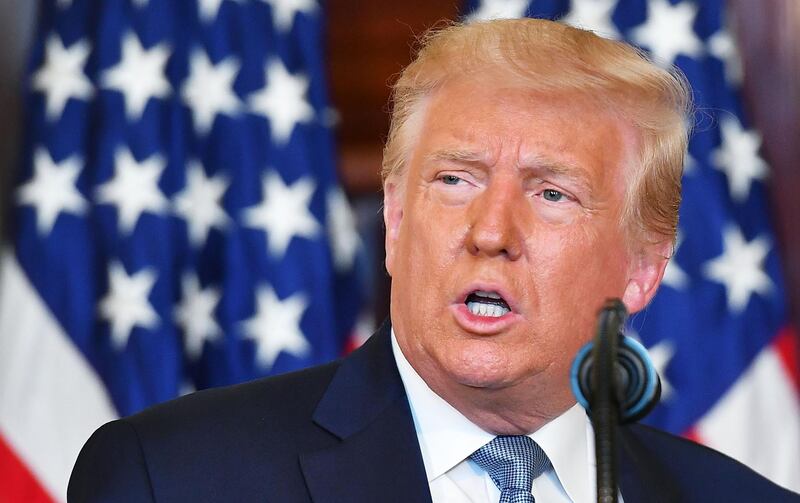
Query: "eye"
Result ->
[[440, 174, 462, 185], [542, 188, 566, 202]]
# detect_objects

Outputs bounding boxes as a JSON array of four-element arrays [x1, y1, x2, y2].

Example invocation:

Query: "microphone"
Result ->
[[570, 299, 661, 424]]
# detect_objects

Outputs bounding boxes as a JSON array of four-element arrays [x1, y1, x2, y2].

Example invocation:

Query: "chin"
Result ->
[[439, 342, 523, 390]]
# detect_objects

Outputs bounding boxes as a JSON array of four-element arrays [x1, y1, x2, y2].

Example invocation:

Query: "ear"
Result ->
[[622, 240, 672, 314], [383, 179, 404, 277]]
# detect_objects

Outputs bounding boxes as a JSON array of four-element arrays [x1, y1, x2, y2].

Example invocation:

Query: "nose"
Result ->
[[465, 178, 524, 260]]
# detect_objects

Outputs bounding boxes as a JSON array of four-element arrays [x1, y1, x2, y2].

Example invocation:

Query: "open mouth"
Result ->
[[465, 290, 511, 318]]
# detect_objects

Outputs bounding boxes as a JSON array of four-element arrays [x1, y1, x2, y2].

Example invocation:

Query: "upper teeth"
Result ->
[[467, 301, 509, 317], [474, 290, 501, 299]]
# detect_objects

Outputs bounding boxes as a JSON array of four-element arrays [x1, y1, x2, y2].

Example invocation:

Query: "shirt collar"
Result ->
[[530, 399, 593, 503], [391, 328, 593, 503], [391, 329, 493, 482]]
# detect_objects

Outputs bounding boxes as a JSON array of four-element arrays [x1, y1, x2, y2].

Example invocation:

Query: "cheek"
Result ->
[[392, 205, 467, 306], [402, 200, 467, 260], [524, 226, 593, 274], [525, 224, 629, 308]]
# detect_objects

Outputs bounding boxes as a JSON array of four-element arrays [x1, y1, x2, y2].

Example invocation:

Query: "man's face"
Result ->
[[384, 79, 664, 419]]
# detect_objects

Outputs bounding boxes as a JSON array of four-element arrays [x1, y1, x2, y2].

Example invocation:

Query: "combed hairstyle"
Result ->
[[381, 18, 692, 246]]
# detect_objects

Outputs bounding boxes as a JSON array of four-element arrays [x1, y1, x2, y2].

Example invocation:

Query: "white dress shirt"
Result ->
[[391, 330, 621, 503]]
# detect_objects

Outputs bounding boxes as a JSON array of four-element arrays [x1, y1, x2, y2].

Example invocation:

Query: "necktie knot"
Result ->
[[470, 436, 551, 503]]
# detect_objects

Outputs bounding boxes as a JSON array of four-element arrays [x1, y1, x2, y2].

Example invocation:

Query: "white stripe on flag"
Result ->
[[696, 339, 800, 493], [0, 249, 117, 502]]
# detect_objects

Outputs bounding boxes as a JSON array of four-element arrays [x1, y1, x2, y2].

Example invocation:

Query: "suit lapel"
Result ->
[[299, 321, 432, 503]]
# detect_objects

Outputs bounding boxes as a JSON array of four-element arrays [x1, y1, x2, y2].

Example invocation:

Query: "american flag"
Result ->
[[0, 0, 364, 501], [464, 0, 800, 492]]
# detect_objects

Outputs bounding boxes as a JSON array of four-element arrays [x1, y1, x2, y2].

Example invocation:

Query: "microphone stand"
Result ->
[[590, 299, 628, 503]]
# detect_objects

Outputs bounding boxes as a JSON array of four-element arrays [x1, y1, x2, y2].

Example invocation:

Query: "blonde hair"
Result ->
[[382, 18, 692, 244]]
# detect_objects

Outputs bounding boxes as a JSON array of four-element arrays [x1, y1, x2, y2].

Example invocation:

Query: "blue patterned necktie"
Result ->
[[469, 435, 552, 503]]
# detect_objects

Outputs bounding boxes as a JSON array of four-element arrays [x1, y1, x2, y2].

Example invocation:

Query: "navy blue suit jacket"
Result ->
[[68, 322, 799, 502]]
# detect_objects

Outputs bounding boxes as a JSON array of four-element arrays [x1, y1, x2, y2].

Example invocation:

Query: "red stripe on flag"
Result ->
[[682, 426, 703, 445], [774, 325, 800, 393], [0, 434, 54, 503], [342, 335, 359, 356]]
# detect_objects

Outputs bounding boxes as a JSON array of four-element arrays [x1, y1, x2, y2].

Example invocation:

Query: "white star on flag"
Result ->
[[242, 285, 310, 369], [683, 151, 698, 175], [197, 0, 244, 22], [179, 380, 197, 397], [259, 0, 317, 32], [708, 27, 743, 86], [247, 59, 314, 144], [175, 273, 222, 359], [630, 0, 703, 67], [711, 115, 768, 203], [30, 34, 93, 121], [181, 49, 241, 134], [96, 148, 169, 235], [703, 225, 772, 313], [326, 187, 360, 272], [467, 0, 529, 21], [648, 339, 676, 401], [561, 0, 621, 40], [17, 148, 88, 236], [99, 262, 160, 350], [100, 31, 171, 121], [172, 161, 230, 247], [627, 329, 676, 401], [663, 229, 689, 290], [243, 171, 320, 258]]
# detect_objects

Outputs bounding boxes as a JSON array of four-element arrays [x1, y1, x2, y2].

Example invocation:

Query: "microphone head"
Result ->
[[570, 335, 661, 424]]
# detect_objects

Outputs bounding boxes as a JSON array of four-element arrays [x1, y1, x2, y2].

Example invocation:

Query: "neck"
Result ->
[[389, 321, 577, 435], [415, 358, 576, 435]]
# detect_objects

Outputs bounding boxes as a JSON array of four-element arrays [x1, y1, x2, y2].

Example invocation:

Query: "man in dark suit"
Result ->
[[69, 18, 800, 502]]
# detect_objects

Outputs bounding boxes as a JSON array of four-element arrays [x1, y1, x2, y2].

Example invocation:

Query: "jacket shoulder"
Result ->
[[130, 359, 341, 437], [622, 423, 800, 502], [68, 418, 156, 502], [70, 361, 343, 502]]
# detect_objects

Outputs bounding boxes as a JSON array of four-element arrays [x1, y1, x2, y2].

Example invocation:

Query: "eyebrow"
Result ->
[[521, 154, 593, 193], [424, 149, 488, 165]]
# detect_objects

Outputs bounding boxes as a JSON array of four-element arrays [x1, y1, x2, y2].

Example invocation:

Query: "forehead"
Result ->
[[410, 78, 637, 188]]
